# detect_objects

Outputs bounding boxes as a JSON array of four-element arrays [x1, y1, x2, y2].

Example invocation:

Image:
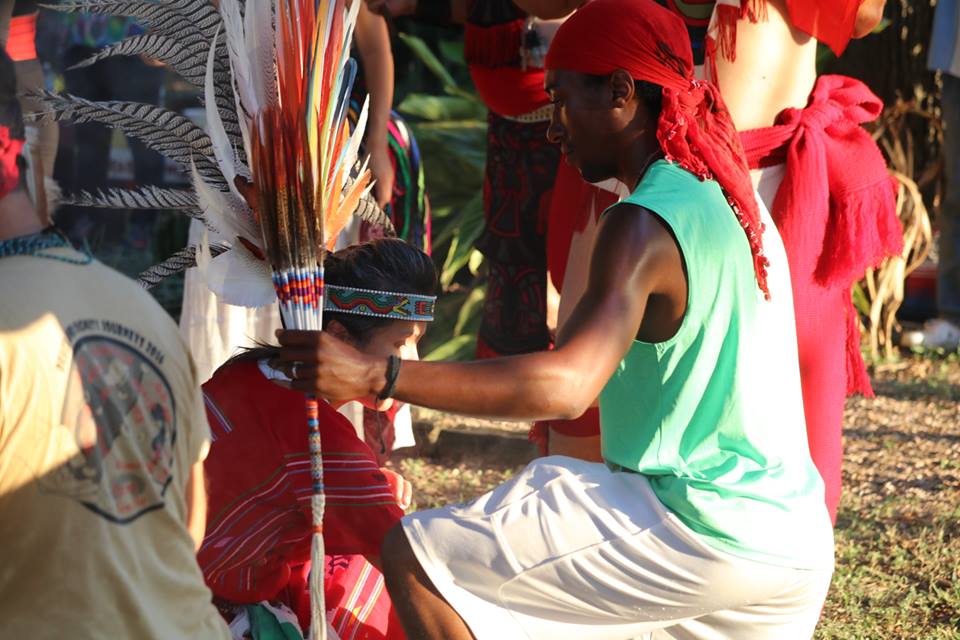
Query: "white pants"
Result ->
[[402, 456, 833, 640]]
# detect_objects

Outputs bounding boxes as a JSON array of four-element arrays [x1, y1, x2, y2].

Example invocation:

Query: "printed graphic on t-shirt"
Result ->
[[42, 319, 177, 524]]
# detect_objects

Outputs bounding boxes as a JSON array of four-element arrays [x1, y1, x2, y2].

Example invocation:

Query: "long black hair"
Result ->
[[223, 238, 437, 367]]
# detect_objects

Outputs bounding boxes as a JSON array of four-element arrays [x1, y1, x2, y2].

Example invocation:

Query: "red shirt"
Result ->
[[198, 360, 404, 603]]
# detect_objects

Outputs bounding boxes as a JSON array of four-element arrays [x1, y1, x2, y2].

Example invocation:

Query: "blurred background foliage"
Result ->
[[40, 5, 945, 362], [390, 21, 488, 361]]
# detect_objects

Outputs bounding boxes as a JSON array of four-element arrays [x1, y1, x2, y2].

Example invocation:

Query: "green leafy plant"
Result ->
[[395, 31, 488, 360]]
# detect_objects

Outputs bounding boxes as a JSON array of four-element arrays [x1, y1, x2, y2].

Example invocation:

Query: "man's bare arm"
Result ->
[[277, 205, 685, 421], [185, 460, 207, 551]]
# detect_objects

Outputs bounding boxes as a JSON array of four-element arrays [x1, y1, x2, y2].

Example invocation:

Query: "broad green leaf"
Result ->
[[468, 248, 484, 276], [425, 333, 476, 361], [438, 38, 466, 65], [454, 284, 486, 336], [440, 204, 486, 289], [852, 282, 870, 318], [397, 93, 487, 121], [398, 33, 458, 91], [433, 191, 483, 249]]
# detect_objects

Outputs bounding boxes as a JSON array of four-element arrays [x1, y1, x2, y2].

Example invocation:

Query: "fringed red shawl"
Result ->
[[740, 74, 902, 395]]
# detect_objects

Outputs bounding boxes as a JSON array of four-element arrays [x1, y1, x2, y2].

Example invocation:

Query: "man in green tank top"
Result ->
[[276, 0, 834, 637]]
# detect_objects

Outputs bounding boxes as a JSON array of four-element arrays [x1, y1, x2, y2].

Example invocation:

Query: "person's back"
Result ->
[[0, 238, 230, 639]]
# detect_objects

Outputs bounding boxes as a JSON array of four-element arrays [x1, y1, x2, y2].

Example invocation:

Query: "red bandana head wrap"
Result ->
[[545, 0, 769, 298], [0, 124, 23, 198]]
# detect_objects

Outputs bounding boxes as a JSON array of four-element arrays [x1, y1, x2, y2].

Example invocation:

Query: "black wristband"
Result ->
[[412, 0, 452, 25], [378, 355, 402, 401]]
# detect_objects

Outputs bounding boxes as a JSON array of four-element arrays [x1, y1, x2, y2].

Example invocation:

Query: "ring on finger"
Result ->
[[291, 363, 299, 379]]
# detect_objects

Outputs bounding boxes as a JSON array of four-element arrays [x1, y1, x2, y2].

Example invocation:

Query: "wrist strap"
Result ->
[[413, 0, 452, 25], [378, 355, 402, 401]]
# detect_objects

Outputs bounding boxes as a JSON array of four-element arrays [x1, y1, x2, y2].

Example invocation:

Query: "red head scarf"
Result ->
[[545, 0, 769, 298]]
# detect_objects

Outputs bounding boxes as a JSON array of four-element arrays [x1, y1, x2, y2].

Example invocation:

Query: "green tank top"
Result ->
[[599, 161, 833, 569]]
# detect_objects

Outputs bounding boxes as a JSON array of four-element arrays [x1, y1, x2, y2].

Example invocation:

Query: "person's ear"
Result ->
[[610, 69, 635, 108]]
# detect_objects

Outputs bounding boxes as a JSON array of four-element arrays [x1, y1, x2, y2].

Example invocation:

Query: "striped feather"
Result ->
[[46, 0, 243, 149], [69, 34, 205, 88], [162, 0, 224, 39], [48, 0, 242, 146], [60, 185, 199, 210], [29, 90, 228, 189], [350, 188, 394, 236], [46, 2, 208, 53], [138, 242, 228, 289]]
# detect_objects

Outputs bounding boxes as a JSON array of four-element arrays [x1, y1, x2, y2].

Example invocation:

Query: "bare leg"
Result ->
[[381, 524, 477, 640]]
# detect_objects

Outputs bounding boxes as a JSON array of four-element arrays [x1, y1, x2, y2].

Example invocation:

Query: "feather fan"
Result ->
[[224, 2, 369, 637]]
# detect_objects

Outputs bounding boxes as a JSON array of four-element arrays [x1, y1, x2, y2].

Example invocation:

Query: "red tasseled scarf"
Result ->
[[546, 0, 770, 298], [740, 74, 903, 395]]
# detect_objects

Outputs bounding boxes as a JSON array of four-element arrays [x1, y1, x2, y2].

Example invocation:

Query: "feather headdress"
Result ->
[[32, 0, 392, 304]]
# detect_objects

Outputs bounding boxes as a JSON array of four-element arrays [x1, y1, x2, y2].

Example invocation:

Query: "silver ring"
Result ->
[[291, 363, 299, 379]]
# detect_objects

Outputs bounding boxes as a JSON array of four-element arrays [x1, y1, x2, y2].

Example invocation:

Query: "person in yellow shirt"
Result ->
[[0, 48, 230, 639]]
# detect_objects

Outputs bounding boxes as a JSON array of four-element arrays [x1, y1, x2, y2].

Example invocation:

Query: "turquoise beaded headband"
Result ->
[[324, 284, 436, 322]]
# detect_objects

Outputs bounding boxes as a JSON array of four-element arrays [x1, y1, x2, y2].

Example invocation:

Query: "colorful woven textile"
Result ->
[[325, 284, 436, 322], [199, 361, 404, 604]]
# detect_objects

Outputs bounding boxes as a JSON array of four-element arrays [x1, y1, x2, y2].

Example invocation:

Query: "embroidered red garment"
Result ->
[[545, 0, 770, 297], [199, 360, 404, 604], [464, 20, 550, 116], [469, 65, 550, 117], [5, 13, 37, 62], [740, 74, 901, 520], [280, 556, 404, 639]]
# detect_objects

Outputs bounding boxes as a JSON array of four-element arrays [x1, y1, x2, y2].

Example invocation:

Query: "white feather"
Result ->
[[339, 94, 368, 182], [191, 161, 259, 244], [204, 248, 276, 307], [204, 25, 239, 187], [196, 232, 276, 308], [220, 0, 256, 116], [248, 0, 277, 109]]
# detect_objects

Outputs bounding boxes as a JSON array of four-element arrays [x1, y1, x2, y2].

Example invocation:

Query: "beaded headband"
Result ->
[[324, 284, 436, 322]]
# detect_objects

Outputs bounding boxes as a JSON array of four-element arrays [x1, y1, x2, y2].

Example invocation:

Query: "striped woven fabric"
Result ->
[[198, 360, 404, 605]]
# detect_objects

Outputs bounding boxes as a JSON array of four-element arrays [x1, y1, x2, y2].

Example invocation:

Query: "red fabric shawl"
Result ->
[[545, 0, 770, 297], [198, 361, 404, 604], [739, 74, 902, 396]]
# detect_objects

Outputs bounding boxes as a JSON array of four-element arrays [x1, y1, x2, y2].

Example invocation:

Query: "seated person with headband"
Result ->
[[197, 238, 436, 639]]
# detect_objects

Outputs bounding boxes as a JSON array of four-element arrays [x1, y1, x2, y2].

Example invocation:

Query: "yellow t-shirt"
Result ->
[[0, 246, 230, 639]]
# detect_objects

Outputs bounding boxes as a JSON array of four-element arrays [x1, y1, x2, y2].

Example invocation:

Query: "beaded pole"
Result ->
[[242, 1, 372, 637]]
